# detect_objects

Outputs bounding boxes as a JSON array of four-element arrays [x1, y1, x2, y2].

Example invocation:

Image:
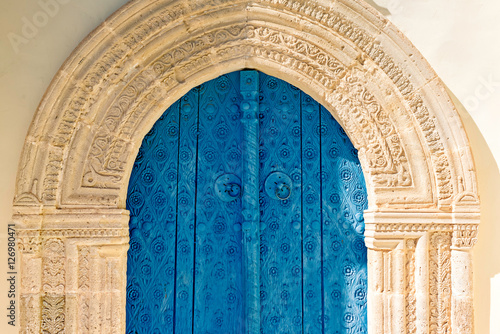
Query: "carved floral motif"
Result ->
[[429, 233, 452, 334], [41, 295, 65, 334]]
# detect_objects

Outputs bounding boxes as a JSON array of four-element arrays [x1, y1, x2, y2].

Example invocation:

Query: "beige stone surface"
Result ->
[[1, 0, 497, 333]]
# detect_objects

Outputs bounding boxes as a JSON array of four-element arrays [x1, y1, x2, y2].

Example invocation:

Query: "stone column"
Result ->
[[365, 233, 406, 334], [450, 223, 478, 334]]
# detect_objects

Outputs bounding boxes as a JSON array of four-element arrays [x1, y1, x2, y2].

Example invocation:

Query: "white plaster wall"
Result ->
[[0, 0, 498, 332]]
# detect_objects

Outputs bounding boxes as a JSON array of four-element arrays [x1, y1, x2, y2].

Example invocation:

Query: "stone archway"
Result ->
[[13, 0, 480, 333]]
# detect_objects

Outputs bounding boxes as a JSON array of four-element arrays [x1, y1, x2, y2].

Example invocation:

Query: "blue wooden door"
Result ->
[[126, 71, 368, 333]]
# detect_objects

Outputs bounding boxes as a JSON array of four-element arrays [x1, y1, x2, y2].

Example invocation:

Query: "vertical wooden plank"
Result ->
[[240, 70, 260, 334], [320, 105, 368, 334], [259, 74, 302, 334], [193, 72, 244, 333], [174, 89, 199, 333], [300, 94, 323, 334], [126, 100, 180, 333]]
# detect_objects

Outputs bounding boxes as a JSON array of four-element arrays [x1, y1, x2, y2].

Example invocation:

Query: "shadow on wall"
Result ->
[[448, 88, 500, 334]]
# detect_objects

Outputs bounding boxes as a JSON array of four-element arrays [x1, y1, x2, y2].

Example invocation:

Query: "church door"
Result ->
[[126, 71, 368, 333]]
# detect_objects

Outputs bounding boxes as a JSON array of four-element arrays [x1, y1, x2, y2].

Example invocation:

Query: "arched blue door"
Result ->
[[126, 71, 368, 333]]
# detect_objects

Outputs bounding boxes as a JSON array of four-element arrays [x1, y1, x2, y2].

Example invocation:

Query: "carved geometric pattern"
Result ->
[[41, 228, 128, 238], [78, 246, 90, 291], [331, 70, 412, 187], [78, 246, 91, 333], [370, 223, 455, 233]]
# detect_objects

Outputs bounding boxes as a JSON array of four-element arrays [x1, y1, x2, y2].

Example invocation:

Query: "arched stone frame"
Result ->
[[12, 0, 480, 333]]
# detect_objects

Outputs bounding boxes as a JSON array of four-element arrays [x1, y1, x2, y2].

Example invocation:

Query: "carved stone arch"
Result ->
[[14, 0, 479, 333]]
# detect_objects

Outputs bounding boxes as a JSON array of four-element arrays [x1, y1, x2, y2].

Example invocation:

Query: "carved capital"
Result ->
[[451, 224, 478, 250], [18, 230, 41, 254]]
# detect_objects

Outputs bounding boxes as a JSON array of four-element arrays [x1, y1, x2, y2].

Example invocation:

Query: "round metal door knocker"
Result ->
[[265, 172, 292, 200], [215, 174, 242, 202]]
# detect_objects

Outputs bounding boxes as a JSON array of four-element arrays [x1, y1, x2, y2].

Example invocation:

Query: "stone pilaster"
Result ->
[[364, 211, 479, 334], [14, 208, 129, 334], [450, 220, 479, 334]]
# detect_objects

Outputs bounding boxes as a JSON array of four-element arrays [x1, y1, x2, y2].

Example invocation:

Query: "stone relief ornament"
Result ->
[[429, 233, 452, 334]]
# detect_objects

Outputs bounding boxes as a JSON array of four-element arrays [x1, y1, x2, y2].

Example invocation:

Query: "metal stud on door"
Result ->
[[126, 71, 368, 333]]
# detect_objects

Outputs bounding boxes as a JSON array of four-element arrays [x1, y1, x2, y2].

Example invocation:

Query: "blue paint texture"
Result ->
[[126, 71, 368, 333]]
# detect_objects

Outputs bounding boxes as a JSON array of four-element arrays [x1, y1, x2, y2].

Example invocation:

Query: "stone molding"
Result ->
[[12, 0, 480, 333]]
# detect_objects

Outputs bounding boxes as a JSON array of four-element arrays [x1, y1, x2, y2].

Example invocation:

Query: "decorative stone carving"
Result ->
[[13, 0, 480, 333], [405, 239, 417, 334], [42, 238, 65, 295], [429, 232, 452, 334], [18, 230, 41, 254], [80, 22, 414, 195], [41, 296, 65, 334], [20, 294, 41, 334], [331, 70, 412, 187], [13, 0, 478, 209]]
